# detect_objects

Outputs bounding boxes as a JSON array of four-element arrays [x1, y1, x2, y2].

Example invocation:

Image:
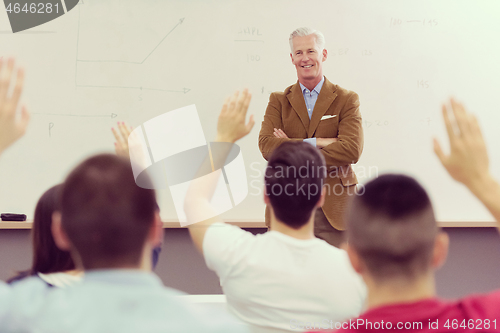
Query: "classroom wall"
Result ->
[[1, 227, 499, 298]]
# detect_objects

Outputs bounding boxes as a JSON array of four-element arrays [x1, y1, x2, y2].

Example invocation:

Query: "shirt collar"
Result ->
[[299, 76, 325, 94], [83, 269, 163, 287]]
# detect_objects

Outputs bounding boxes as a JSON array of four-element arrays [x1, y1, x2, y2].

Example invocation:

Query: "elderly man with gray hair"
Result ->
[[258, 27, 364, 248]]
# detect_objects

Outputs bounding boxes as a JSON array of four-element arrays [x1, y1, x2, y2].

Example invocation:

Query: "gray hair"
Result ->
[[289, 27, 326, 53]]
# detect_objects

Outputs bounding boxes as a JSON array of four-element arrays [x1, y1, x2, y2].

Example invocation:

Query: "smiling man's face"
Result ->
[[290, 34, 327, 87]]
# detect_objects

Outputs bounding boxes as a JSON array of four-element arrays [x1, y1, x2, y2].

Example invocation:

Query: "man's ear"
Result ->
[[290, 53, 294, 64], [263, 187, 270, 205], [315, 187, 326, 208], [51, 211, 72, 251], [322, 49, 328, 62], [431, 231, 449, 269], [148, 211, 163, 247], [344, 243, 363, 275]]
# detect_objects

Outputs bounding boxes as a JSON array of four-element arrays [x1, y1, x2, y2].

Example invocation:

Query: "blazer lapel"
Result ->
[[286, 82, 310, 132], [308, 78, 338, 138]]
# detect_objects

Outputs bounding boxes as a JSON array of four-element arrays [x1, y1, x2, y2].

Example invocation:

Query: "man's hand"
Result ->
[[273, 128, 288, 139], [216, 89, 254, 143], [0, 58, 30, 155], [112, 121, 150, 174], [112, 121, 132, 158], [434, 99, 490, 191], [316, 137, 338, 148], [273, 129, 338, 148], [434, 98, 500, 227]]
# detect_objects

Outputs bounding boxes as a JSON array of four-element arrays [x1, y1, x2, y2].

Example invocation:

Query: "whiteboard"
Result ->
[[1, 0, 500, 223]]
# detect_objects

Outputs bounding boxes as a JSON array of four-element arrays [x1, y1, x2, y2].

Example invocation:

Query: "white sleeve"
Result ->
[[202, 223, 255, 284]]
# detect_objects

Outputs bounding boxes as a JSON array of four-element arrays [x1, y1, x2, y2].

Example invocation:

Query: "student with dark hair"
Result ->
[[7, 185, 81, 287], [307, 99, 500, 333], [3, 153, 247, 332], [0, 59, 242, 332], [112, 121, 163, 270], [185, 90, 366, 332]]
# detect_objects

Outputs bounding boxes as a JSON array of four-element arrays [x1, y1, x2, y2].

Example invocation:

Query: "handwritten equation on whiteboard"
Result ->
[[390, 18, 438, 28], [235, 27, 263, 42], [234, 27, 264, 63]]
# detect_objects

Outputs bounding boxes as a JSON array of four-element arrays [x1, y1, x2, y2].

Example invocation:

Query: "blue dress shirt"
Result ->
[[300, 76, 325, 147], [2, 270, 249, 332]]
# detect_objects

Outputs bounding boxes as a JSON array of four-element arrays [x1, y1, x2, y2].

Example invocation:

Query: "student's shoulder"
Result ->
[[155, 288, 249, 332], [205, 222, 255, 241], [313, 238, 349, 257], [457, 289, 500, 318]]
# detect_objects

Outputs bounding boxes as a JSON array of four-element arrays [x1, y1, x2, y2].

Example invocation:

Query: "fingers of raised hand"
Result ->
[[112, 124, 127, 152], [237, 89, 251, 114], [118, 121, 131, 140], [0, 58, 15, 106], [442, 104, 456, 143], [19, 105, 30, 133], [220, 96, 230, 116], [9, 68, 24, 112], [246, 114, 255, 134], [468, 114, 486, 146], [111, 126, 121, 142], [433, 137, 446, 165], [227, 89, 251, 116], [451, 98, 472, 137], [228, 90, 238, 113]]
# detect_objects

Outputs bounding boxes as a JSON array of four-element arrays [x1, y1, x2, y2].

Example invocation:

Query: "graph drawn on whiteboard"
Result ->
[[73, 3, 190, 95]]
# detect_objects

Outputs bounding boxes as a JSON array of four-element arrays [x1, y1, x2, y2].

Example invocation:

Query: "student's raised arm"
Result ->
[[434, 98, 500, 231], [112, 122, 132, 158], [0, 58, 30, 156], [185, 89, 254, 253]]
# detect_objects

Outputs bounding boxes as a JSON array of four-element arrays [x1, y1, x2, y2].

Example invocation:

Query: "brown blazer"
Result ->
[[258, 77, 364, 230]]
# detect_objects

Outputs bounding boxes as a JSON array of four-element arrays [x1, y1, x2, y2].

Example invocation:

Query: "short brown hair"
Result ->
[[265, 141, 326, 228], [346, 174, 438, 282], [60, 154, 157, 269]]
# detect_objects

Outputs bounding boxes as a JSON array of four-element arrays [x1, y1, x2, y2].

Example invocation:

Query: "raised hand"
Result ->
[[216, 89, 254, 143], [112, 122, 132, 157], [434, 98, 500, 226], [0, 58, 30, 155], [434, 98, 489, 190]]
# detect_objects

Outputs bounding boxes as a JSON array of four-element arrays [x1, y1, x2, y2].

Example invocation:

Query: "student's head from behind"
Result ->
[[264, 141, 326, 229], [52, 154, 161, 270], [345, 174, 449, 285], [31, 184, 74, 274]]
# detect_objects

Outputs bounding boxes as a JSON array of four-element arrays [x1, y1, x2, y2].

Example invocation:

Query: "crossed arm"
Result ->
[[273, 128, 337, 148], [260, 92, 362, 167]]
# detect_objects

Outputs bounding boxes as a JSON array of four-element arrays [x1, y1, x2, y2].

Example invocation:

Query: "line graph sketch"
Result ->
[[73, 3, 190, 94]]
